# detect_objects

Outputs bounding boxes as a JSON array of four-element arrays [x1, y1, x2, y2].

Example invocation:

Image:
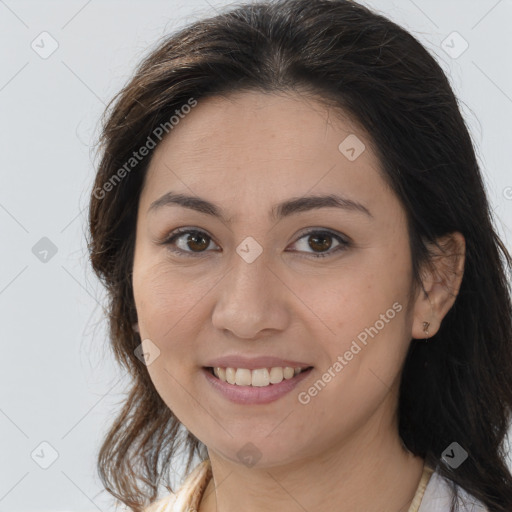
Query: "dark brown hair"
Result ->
[[87, 0, 512, 510]]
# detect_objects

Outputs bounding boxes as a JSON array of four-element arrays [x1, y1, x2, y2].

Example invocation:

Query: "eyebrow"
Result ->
[[148, 191, 373, 223]]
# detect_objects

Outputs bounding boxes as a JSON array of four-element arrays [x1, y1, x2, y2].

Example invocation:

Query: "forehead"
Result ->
[[140, 90, 394, 220]]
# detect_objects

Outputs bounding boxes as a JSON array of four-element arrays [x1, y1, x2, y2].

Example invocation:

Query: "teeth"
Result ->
[[225, 367, 236, 385], [251, 368, 269, 387], [212, 366, 309, 387], [269, 367, 283, 383], [235, 368, 252, 386], [283, 367, 295, 379], [216, 367, 226, 381]]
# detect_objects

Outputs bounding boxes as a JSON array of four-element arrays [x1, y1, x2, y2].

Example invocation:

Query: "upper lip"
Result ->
[[204, 355, 313, 370]]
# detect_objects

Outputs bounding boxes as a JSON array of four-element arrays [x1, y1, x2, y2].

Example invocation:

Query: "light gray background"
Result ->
[[1, 0, 511, 511]]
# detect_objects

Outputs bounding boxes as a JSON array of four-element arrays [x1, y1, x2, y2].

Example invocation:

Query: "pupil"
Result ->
[[188, 233, 208, 251], [309, 234, 331, 252]]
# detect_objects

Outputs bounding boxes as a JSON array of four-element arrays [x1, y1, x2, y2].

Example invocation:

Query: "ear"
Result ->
[[411, 231, 465, 340], [132, 322, 140, 333]]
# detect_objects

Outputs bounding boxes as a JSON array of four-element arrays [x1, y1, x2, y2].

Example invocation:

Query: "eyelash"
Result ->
[[159, 227, 350, 259]]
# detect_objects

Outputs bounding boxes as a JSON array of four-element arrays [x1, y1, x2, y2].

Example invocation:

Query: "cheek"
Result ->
[[132, 262, 200, 369], [132, 263, 207, 421], [297, 264, 384, 343], [134, 258, 201, 327], [300, 255, 411, 390]]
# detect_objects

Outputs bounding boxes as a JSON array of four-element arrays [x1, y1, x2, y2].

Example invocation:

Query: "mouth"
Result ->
[[204, 365, 314, 387]]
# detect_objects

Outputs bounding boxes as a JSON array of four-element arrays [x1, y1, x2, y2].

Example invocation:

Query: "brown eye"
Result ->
[[183, 232, 210, 252], [163, 228, 218, 257], [290, 229, 349, 259], [308, 233, 333, 252]]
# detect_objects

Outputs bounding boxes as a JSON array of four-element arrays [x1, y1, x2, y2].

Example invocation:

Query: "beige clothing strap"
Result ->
[[408, 464, 435, 512]]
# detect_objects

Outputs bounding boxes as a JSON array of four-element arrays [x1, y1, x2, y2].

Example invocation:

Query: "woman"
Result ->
[[87, 0, 512, 511]]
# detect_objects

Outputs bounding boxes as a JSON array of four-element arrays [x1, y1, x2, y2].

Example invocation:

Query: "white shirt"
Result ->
[[418, 468, 488, 512]]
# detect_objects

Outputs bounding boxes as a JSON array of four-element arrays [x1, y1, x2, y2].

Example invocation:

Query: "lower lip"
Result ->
[[202, 367, 313, 405]]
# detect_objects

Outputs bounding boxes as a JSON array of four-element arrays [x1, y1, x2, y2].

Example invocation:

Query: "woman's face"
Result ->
[[132, 90, 423, 467]]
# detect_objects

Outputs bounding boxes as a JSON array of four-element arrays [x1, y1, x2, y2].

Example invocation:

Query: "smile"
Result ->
[[209, 366, 312, 387], [202, 366, 314, 405]]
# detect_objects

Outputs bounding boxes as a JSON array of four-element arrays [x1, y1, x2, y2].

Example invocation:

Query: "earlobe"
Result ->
[[132, 322, 140, 333], [411, 231, 466, 340]]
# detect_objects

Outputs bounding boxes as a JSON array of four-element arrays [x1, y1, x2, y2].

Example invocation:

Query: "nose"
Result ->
[[211, 252, 290, 340]]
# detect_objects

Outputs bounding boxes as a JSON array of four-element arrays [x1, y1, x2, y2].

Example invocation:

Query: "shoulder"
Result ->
[[418, 467, 489, 512]]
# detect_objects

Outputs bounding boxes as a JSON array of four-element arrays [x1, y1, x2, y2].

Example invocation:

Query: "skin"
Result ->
[[132, 90, 465, 512]]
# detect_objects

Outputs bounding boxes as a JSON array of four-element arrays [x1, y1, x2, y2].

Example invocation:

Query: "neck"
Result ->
[[198, 412, 425, 512]]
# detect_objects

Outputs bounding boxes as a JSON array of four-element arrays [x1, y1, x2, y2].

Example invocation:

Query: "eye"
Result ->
[[161, 228, 219, 257], [159, 227, 350, 258], [288, 229, 349, 258]]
